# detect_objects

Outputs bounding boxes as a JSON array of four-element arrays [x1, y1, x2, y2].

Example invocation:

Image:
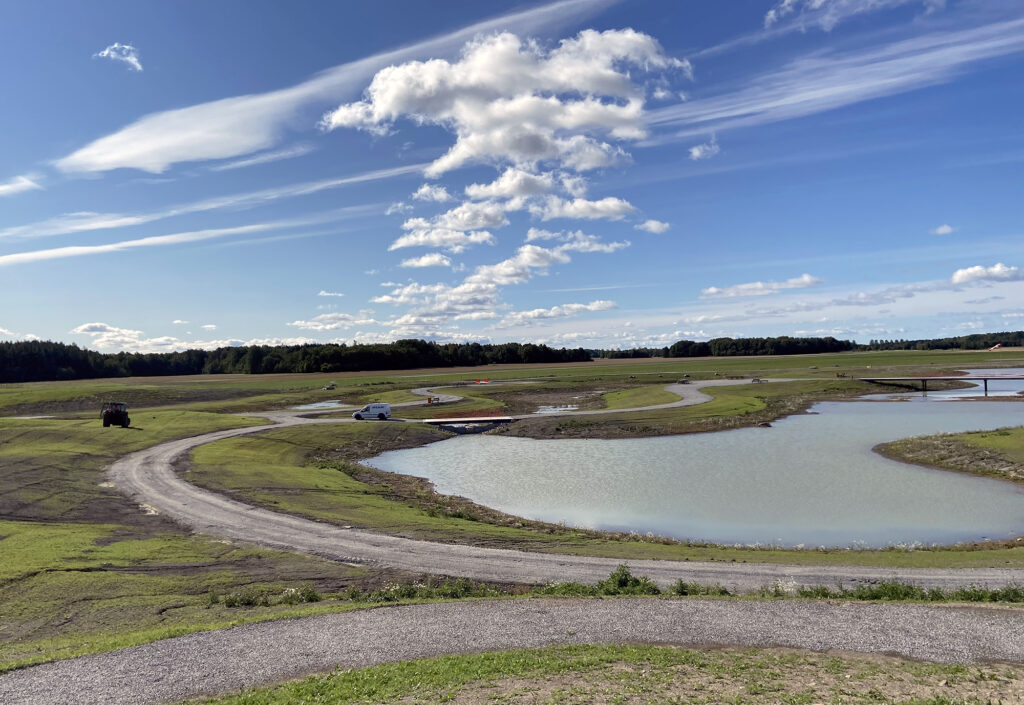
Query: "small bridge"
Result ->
[[858, 375, 1024, 395], [422, 416, 515, 434]]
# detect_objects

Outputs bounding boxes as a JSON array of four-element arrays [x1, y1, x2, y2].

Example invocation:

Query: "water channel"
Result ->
[[365, 373, 1024, 548]]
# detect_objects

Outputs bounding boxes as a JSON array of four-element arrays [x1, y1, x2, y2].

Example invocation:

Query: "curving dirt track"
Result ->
[[107, 381, 1024, 592], [3, 598, 1024, 705]]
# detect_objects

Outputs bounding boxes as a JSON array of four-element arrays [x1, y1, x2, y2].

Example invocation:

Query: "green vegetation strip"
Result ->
[[184, 642, 1024, 705]]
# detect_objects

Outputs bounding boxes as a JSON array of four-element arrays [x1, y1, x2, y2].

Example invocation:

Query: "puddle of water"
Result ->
[[366, 371, 1024, 548], [535, 404, 579, 414], [292, 400, 348, 410]]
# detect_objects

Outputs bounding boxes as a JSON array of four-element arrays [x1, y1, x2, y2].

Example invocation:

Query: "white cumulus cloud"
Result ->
[[531, 196, 635, 221], [931, 223, 955, 235], [412, 184, 453, 202], [688, 136, 720, 161], [635, 219, 670, 233], [322, 29, 687, 177], [287, 313, 377, 331], [94, 42, 143, 71], [400, 253, 453, 268], [58, 1, 614, 174], [951, 263, 1023, 285], [465, 168, 554, 200], [502, 299, 616, 326], [702, 273, 822, 298], [318, 290, 345, 297]]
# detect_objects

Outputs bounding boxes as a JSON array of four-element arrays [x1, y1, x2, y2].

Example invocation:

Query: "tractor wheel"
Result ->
[[122, 418, 130, 428], [354, 414, 363, 420], [378, 413, 386, 420], [103, 419, 110, 427]]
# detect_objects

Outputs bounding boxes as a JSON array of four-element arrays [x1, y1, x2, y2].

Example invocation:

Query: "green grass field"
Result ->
[[184, 643, 1023, 705], [960, 426, 1024, 463]]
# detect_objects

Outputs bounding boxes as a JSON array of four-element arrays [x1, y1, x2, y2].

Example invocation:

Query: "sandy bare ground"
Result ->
[[2, 598, 1023, 705]]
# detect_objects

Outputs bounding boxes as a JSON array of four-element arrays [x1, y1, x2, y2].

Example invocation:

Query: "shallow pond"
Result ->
[[365, 375, 1024, 548]]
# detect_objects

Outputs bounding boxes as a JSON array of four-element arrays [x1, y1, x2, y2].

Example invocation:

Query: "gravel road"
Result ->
[[3, 598, 1023, 705]]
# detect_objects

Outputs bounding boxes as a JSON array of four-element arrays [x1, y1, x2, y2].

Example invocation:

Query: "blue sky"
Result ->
[[2, 0, 1023, 352]]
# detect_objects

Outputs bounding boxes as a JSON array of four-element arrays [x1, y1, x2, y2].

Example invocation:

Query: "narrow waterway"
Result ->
[[365, 375, 1024, 548]]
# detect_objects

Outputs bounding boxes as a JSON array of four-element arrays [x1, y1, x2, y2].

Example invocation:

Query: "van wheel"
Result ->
[[354, 414, 363, 420], [378, 413, 386, 420]]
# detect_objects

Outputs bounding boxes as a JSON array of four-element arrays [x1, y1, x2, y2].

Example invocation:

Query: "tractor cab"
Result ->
[[101, 402, 131, 428]]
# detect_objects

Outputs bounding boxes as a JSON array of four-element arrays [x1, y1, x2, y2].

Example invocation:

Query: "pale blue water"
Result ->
[[365, 380, 1024, 547]]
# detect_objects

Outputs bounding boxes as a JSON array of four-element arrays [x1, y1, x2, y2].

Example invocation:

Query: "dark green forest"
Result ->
[[1, 330, 1020, 382], [0, 339, 590, 383]]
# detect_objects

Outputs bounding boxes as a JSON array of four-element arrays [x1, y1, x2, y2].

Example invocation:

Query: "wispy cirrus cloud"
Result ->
[[764, 0, 944, 31], [0, 174, 42, 198], [57, 0, 621, 174], [0, 208, 368, 268], [208, 144, 315, 172], [0, 163, 415, 240], [93, 42, 143, 71], [651, 17, 1024, 138]]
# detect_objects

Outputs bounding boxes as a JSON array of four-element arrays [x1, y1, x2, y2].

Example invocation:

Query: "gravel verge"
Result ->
[[3, 598, 1023, 705]]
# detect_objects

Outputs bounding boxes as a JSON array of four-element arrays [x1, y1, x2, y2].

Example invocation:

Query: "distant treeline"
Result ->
[[3, 331, 1020, 382], [0, 339, 590, 383], [862, 331, 1024, 351], [595, 336, 856, 359]]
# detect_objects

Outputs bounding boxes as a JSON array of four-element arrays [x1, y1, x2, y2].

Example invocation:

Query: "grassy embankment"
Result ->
[[877, 426, 1024, 485], [0, 412, 393, 672], [187, 381, 1024, 568], [184, 643, 1024, 705]]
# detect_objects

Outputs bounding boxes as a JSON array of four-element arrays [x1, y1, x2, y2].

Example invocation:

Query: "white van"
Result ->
[[353, 403, 391, 420]]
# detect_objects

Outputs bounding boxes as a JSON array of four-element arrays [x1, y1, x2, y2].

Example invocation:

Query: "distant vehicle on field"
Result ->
[[322, 383, 336, 390], [353, 403, 391, 421], [101, 402, 131, 428]]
